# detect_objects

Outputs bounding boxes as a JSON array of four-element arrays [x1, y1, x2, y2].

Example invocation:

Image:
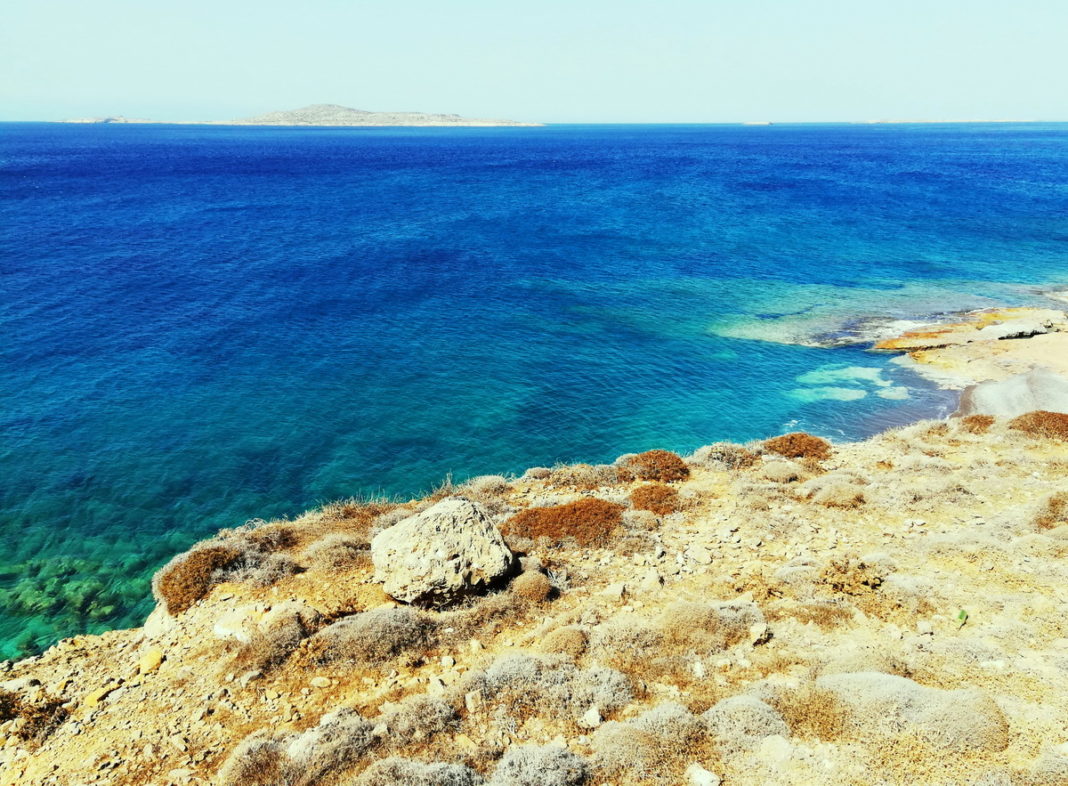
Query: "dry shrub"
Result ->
[[761, 683, 845, 742], [548, 463, 620, 490], [702, 695, 790, 757], [619, 450, 690, 483], [512, 571, 553, 603], [540, 626, 589, 660], [382, 695, 458, 746], [216, 732, 290, 786], [959, 414, 995, 434], [1035, 492, 1068, 530], [763, 432, 832, 461], [307, 607, 434, 665], [1009, 410, 1068, 440], [355, 757, 484, 786], [820, 554, 885, 596], [493, 744, 590, 786], [219, 708, 378, 786], [766, 599, 854, 630], [235, 609, 320, 673], [691, 442, 759, 471], [659, 598, 764, 652], [302, 534, 368, 571], [629, 484, 680, 516], [0, 690, 69, 745], [591, 705, 710, 785], [503, 498, 625, 547], [470, 654, 632, 725], [153, 545, 239, 615]]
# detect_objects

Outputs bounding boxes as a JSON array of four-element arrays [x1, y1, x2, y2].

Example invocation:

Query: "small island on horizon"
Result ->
[[59, 103, 542, 128]]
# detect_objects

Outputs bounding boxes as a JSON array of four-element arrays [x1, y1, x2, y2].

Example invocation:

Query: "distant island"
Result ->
[[60, 103, 541, 127]]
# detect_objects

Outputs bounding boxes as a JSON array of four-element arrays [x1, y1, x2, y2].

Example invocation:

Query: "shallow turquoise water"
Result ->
[[1, 122, 1066, 658]]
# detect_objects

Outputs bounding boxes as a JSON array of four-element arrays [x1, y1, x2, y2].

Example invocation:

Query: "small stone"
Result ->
[[578, 705, 602, 729], [686, 764, 722, 786], [309, 677, 331, 689], [238, 670, 262, 688], [84, 681, 121, 708], [441, 655, 456, 668], [601, 582, 626, 601], [138, 647, 164, 675], [917, 620, 934, 635]]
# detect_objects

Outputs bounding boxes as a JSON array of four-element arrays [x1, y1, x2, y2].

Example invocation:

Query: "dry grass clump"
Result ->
[[766, 599, 854, 630], [0, 690, 69, 745], [763, 432, 832, 461], [547, 463, 620, 490], [355, 757, 484, 786], [760, 683, 844, 742], [1009, 410, 1068, 440], [1035, 492, 1068, 530], [702, 695, 790, 757], [820, 554, 885, 596], [629, 484, 681, 516], [503, 498, 626, 547], [306, 607, 434, 665], [619, 450, 690, 482], [658, 598, 764, 652], [302, 534, 369, 571], [958, 414, 996, 434], [153, 545, 240, 615], [381, 695, 458, 745], [235, 608, 321, 673], [540, 626, 589, 659], [512, 570, 553, 603], [492, 744, 590, 786], [153, 523, 305, 615], [690, 442, 760, 471], [219, 707, 378, 786], [469, 654, 632, 725], [591, 703, 711, 785]]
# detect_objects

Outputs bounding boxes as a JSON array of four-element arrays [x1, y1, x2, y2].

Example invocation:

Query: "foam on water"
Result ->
[[2, 122, 1067, 657]]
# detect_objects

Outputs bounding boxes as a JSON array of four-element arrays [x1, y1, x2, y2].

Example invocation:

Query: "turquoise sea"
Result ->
[[2, 122, 1067, 658]]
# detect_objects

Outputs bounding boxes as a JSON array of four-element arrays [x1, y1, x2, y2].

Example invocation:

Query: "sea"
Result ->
[[2, 122, 1067, 659]]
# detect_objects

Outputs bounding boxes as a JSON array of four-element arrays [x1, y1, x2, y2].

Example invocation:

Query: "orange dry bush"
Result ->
[[504, 498, 626, 546], [630, 484, 681, 516], [1008, 410, 1068, 441], [764, 432, 832, 461], [155, 545, 239, 614], [1036, 492, 1068, 530], [620, 450, 690, 483], [959, 414, 995, 434]]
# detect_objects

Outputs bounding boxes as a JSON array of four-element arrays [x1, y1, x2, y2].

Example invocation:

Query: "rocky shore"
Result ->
[[2, 310, 1067, 786]]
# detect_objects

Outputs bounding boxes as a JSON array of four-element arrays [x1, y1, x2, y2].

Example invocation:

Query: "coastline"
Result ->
[[2, 308, 1067, 784]]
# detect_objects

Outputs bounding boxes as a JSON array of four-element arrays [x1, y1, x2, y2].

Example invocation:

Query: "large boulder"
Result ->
[[371, 497, 515, 606]]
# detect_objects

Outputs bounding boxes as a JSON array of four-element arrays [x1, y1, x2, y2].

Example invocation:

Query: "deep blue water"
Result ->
[[2, 122, 1067, 658]]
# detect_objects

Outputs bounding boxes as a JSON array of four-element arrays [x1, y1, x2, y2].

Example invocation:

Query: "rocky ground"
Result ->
[[2, 312, 1068, 786]]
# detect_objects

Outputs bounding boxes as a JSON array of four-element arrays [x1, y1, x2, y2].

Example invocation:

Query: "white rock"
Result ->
[[955, 367, 1068, 417], [686, 763, 721, 786], [371, 497, 514, 605], [578, 704, 603, 729]]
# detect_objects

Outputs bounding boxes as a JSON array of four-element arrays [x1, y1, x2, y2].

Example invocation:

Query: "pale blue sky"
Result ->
[[2, 0, 1065, 123]]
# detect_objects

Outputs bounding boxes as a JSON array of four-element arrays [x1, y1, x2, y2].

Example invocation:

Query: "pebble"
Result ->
[[309, 677, 332, 689]]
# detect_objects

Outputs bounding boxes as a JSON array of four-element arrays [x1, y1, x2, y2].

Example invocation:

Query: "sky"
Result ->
[[2, 0, 1066, 123]]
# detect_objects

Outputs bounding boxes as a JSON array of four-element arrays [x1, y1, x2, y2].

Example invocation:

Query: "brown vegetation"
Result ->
[[0, 691, 68, 745], [959, 414, 996, 434], [629, 484, 681, 515], [512, 570, 553, 603], [547, 463, 620, 490], [504, 498, 626, 547], [1035, 492, 1068, 530], [153, 545, 239, 615], [764, 432, 832, 461], [619, 450, 690, 483], [1009, 410, 1068, 441]]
